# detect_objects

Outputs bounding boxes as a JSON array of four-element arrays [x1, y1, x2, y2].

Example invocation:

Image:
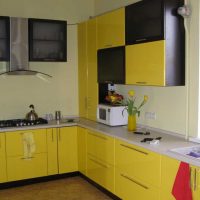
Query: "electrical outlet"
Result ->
[[145, 112, 156, 120]]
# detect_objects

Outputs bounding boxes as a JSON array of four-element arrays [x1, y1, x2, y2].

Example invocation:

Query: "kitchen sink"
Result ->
[[170, 145, 200, 159]]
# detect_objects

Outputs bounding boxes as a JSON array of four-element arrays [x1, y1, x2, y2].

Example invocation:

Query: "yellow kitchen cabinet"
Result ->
[[87, 154, 114, 193], [160, 156, 180, 200], [47, 128, 58, 175], [126, 40, 165, 86], [115, 139, 161, 200], [0, 133, 7, 183], [97, 8, 125, 49], [78, 21, 87, 118], [77, 127, 87, 175], [6, 129, 47, 181], [190, 165, 200, 200], [86, 129, 115, 193], [78, 19, 98, 121], [58, 127, 78, 174]]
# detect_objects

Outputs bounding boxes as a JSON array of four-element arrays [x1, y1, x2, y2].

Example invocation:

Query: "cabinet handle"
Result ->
[[136, 38, 147, 42], [88, 132, 107, 140], [89, 157, 109, 169], [58, 129, 61, 141], [194, 168, 197, 191], [136, 82, 147, 85], [104, 80, 113, 84], [21, 157, 35, 160], [120, 144, 148, 155], [121, 173, 149, 190]]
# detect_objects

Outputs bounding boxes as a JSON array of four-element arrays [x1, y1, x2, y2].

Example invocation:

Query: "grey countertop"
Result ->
[[1, 117, 200, 167]]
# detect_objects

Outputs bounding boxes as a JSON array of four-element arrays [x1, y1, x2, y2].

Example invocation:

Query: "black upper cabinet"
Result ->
[[0, 16, 10, 61], [125, 0, 183, 45], [29, 19, 67, 62], [97, 46, 125, 84]]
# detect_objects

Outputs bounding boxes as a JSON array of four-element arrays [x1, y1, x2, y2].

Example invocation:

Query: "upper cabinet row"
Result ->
[[96, 0, 185, 86], [0, 17, 67, 62]]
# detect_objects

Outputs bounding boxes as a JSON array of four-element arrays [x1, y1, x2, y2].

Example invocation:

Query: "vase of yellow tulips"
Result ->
[[122, 90, 148, 131]]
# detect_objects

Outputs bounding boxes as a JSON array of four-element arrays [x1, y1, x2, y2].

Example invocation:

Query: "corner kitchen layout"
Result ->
[[0, 0, 199, 200]]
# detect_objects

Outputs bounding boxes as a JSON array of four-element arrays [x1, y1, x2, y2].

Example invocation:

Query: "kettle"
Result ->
[[26, 104, 38, 121]]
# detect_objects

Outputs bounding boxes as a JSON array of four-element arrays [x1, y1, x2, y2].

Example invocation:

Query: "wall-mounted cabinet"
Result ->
[[29, 18, 67, 62], [125, 0, 185, 86], [125, 0, 164, 45], [97, 8, 125, 49], [0, 16, 10, 61], [97, 46, 125, 84]]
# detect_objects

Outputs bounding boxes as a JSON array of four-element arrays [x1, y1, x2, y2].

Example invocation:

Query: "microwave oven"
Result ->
[[97, 104, 128, 126]]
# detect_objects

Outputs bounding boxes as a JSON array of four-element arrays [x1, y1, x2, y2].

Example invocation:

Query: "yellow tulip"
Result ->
[[144, 95, 148, 102], [128, 90, 135, 97]]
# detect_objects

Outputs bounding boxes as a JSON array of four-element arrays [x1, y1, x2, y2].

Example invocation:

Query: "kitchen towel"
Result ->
[[172, 162, 192, 200], [22, 132, 36, 159]]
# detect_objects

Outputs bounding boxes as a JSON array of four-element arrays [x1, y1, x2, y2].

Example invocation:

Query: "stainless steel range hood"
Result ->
[[0, 17, 52, 77]]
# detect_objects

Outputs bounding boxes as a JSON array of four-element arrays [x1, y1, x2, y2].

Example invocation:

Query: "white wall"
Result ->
[[0, 0, 94, 119], [95, 0, 200, 137]]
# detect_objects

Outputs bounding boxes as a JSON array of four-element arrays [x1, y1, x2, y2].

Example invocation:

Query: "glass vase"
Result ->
[[128, 115, 136, 131]]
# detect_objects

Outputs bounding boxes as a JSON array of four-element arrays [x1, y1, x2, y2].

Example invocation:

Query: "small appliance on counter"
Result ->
[[97, 104, 128, 126]]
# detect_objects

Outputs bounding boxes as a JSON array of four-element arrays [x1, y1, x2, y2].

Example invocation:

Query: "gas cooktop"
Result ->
[[0, 118, 48, 128]]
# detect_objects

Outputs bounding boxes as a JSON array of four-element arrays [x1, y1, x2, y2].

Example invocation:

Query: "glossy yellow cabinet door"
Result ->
[[160, 156, 180, 200], [6, 129, 47, 181], [87, 18, 98, 121], [126, 40, 165, 86], [77, 127, 87, 175], [0, 133, 7, 183], [58, 127, 78, 174], [190, 165, 200, 200], [87, 155, 114, 193], [115, 168, 160, 200], [86, 129, 115, 193], [47, 128, 58, 175], [97, 8, 125, 49], [78, 21, 87, 118], [115, 139, 161, 187], [78, 19, 98, 121], [87, 130, 114, 165]]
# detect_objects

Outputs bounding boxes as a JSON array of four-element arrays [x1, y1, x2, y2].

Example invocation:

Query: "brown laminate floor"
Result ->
[[0, 177, 113, 200]]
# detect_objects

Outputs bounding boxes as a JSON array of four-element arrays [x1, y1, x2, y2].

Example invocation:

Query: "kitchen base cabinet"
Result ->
[[160, 156, 180, 200], [58, 127, 78, 174], [86, 129, 115, 193], [115, 168, 160, 200], [47, 128, 58, 175], [190, 165, 200, 200], [115, 139, 161, 199], [87, 155, 114, 193], [0, 133, 7, 183], [77, 127, 87, 175], [6, 129, 48, 182], [7, 154, 47, 182], [47, 127, 78, 175]]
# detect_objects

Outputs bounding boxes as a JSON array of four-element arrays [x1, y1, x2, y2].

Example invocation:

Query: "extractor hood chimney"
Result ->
[[0, 17, 52, 78]]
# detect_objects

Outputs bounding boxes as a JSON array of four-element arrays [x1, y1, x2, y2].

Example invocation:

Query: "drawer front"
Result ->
[[87, 130, 114, 165], [87, 155, 114, 193], [0, 156, 7, 183], [7, 153, 47, 181], [115, 139, 161, 187], [0, 133, 5, 157], [115, 168, 160, 200], [6, 129, 47, 156]]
